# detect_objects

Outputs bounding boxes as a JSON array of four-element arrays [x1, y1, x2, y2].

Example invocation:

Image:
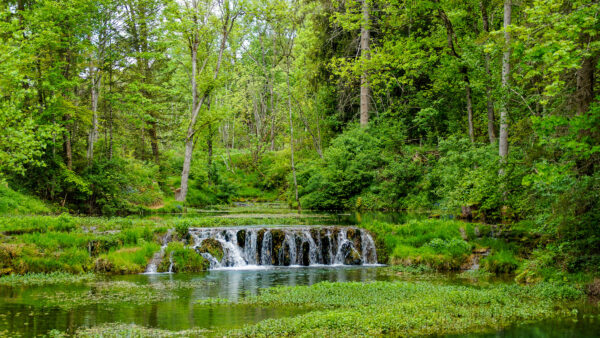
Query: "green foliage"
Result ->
[[481, 250, 520, 274], [0, 184, 51, 215], [95, 242, 160, 274], [363, 219, 475, 270], [298, 126, 386, 209], [161, 242, 208, 272]]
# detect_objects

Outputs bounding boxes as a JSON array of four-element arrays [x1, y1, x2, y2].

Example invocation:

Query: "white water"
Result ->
[[144, 229, 173, 274], [189, 226, 378, 270]]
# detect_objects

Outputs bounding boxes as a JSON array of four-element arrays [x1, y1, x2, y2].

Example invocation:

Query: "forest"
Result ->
[[0, 0, 599, 336]]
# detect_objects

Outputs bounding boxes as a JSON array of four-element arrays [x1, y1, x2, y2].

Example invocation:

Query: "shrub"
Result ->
[[94, 242, 160, 274], [161, 242, 208, 272], [481, 250, 520, 274]]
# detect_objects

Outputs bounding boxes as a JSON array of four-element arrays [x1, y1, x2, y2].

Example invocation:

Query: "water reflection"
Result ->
[[0, 266, 389, 336]]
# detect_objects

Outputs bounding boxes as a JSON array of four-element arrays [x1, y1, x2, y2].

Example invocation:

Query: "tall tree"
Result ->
[[173, 0, 240, 202], [480, 0, 496, 143], [359, 0, 370, 127], [499, 0, 511, 161]]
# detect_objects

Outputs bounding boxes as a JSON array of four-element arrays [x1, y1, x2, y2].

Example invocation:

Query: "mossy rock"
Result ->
[[237, 230, 246, 248], [271, 229, 285, 265], [344, 247, 362, 265], [346, 227, 362, 253], [94, 257, 114, 273], [197, 239, 224, 263]]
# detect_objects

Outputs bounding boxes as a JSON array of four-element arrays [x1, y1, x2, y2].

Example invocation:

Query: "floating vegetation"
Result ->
[[74, 323, 210, 337], [0, 272, 97, 286], [209, 281, 584, 336]]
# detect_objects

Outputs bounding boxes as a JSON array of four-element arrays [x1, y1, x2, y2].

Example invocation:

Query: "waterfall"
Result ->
[[361, 231, 378, 265], [187, 226, 378, 270], [144, 229, 173, 274], [244, 230, 258, 265], [303, 230, 320, 265], [261, 231, 272, 265], [333, 228, 350, 265]]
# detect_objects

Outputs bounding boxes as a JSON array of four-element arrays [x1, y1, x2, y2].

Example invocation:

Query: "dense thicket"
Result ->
[[1, 0, 599, 273]]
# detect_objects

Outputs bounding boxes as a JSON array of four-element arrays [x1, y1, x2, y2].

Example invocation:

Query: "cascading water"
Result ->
[[189, 226, 379, 269], [145, 229, 173, 274]]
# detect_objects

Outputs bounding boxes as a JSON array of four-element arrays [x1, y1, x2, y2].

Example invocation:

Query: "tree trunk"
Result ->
[[149, 118, 159, 163], [286, 62, 300, 210], [499, 0, 511, 161], [465, 79, 474, 142], [176, 5, 236, 202], [575, 52, 596, 115], [63, 114, 72, 170], [437, 4, 475, 143], [481, 1, 496, 143], [207, 123, 213, 168], [87, 70, 101, 165], [359, 0, 370, 127]]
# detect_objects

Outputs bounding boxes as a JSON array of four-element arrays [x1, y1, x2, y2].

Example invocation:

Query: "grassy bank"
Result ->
[[363, 219, 520, 273]]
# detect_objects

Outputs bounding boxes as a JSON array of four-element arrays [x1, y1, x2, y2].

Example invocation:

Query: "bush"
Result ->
[[0, 184, 51, 215], [161, 242, 208, 272], [94, 242, 159, 274], [298, 126, 387, 210], [481, 250, 520, 274]]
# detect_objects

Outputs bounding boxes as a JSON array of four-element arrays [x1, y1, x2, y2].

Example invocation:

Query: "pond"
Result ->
[[0, 266, 390, 336], [0, 266, 598, 337]]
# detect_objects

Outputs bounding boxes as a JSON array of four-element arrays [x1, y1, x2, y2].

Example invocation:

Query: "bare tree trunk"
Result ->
[[149, 119, 159, 163], [286, 62, 300, 210], [499, 0, 511, 161], [87, 69, 101, 165], [465, 82, 474, 142], [63, 115, 72, 171], [207, 123, 213, 168], [359, 0, 370, 127], [481, 1, 496, 143], [575, 52, 596, 115]]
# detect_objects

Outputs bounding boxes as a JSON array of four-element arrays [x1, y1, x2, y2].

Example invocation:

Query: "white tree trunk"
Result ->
[[87, 70, 101, 165], [287, 62, 300, 210], [499, 0, 511, 161], [359, 0, 370, 127]]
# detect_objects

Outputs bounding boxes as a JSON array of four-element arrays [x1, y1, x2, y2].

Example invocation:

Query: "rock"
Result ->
[[197, 238, 224, 263], [270, 230, 286, 265], [344, 246, 362, 265], [237, 230, 246, 248], [301, 242, 310, 266], [346, 227, 362, 253]]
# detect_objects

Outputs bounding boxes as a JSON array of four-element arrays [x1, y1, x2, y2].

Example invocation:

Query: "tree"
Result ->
[[499, 0, 511, 161], [359, 0, 370, 127], [172, 0, 240, 202]]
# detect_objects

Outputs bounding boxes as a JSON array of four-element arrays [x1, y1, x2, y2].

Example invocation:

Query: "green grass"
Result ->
[[158, 241, 209, 272], [200, 281, 583, 336], [0, 184, 51, 216], [364, 219, 476, 270], [94, 242, 160, 274], [363, 219, 523, 273]]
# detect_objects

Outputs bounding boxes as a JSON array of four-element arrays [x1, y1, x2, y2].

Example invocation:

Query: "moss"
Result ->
[[162, 242, 209, 272], [197, 238, 224, 262]]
